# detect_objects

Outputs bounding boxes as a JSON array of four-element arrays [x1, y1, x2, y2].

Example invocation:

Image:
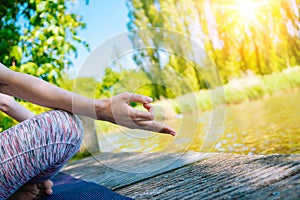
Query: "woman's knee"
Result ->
[[17, 109, 85, 151], [27, 111, 84, 181], [0, 110, 84, 196], [1, 110, 84, 160], [44, 110, 84, 147]]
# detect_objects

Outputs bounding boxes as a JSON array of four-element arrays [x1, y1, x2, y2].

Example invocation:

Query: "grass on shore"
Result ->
[[168, 66, 300, 114]]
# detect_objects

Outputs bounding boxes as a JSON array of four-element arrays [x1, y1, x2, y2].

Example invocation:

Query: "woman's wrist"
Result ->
[[94, 98, 111, 121]]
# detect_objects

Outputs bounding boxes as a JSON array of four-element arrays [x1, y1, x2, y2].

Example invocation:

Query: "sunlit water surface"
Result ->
[[98, 92, 300, 155]]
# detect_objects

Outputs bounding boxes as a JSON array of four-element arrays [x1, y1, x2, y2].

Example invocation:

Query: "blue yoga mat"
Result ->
[[41, 173, 132, 200]]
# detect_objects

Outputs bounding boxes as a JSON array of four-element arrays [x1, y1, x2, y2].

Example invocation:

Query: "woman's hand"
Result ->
[[96, 92, 176, 136]]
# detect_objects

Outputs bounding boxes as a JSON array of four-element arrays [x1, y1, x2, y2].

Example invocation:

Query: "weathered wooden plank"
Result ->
[[114, 154, 300, 200], [62, 152, 217, 190], [63, 153, 300, 199]]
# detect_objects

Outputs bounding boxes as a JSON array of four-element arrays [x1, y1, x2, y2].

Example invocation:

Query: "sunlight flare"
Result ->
[[236, 0, 258, 22], [233, 0, 269, 25]]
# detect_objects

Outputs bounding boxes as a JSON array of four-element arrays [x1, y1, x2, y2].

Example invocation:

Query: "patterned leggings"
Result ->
[[0, 110, 84, 199]]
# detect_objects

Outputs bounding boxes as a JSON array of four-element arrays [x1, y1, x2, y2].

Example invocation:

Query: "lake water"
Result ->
[[98, 91, 300, 155]]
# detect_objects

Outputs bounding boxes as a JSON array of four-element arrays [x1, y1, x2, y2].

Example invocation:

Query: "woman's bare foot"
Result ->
[[8, 180, 53, 200]]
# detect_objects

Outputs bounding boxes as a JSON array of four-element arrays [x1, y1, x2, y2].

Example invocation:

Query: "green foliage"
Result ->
[[126, 0, 206, 99], [224, 67, 300, 104], [0, 113, 16, 132], [71, 150, 92, 162], [155, 67, 300, 119], [0, 0, 88, 85], [126, 0, 300, 99], [0, 0, 88, 131], [97, 68, 122, 98]]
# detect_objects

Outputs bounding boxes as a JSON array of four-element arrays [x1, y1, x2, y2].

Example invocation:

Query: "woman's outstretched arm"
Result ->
[[0, 63, 176, 135]]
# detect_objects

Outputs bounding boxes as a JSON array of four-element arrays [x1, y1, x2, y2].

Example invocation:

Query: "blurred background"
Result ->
[[0, 0, 300, 157]]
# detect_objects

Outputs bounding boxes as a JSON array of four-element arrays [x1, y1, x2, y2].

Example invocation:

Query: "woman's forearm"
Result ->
[[0, 93, 34, 122], [0, 64, 101, 119]]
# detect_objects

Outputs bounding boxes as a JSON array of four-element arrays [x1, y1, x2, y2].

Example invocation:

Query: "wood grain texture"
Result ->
[[63, 153, 300, 199], [63, 152, 216, 189]]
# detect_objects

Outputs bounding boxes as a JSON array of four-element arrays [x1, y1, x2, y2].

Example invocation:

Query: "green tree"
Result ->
[[202, 0, 300, 79], [126, 0, 300, 85], [0, 0, 88, 86], [126, 0, 206, 99], [0, 0, 88, 131]]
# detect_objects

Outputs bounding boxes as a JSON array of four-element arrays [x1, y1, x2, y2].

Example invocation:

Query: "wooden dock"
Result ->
[[62, 152, 300, 199]]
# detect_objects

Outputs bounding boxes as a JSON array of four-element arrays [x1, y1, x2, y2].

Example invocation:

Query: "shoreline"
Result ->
[[95, 67, 300, 134]]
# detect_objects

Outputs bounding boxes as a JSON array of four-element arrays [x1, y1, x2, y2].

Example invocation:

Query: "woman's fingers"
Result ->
[[129, 107, 154, 121], [143, 103, 154, 112], [129, 107, 176, 136], [144, 121, 176, 136], [159, 126, 176, 136], [126, 92, 153, 104], [125, 109, 176, 136]]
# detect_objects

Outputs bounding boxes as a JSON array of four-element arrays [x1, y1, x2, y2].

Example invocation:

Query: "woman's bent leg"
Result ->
[[0, 110, 83, 199]]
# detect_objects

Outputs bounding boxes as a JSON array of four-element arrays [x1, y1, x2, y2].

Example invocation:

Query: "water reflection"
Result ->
[[98, 92, 300, 155]]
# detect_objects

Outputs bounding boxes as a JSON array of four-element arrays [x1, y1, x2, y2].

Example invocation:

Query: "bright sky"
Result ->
[[70, 0, 129, 76]]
